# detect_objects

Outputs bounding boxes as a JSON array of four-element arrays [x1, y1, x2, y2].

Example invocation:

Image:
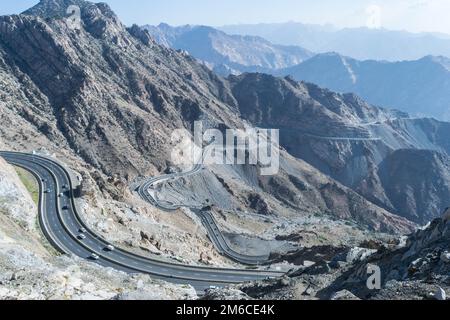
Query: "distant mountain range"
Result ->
[[275, 53, 450, 121], [146, 24, 450, 121], [143, 23, 313, 75], [220, 22, 450, 62]]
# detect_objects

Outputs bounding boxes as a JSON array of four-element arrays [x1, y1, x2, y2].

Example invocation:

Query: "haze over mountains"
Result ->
[[143, 23, 313, 75], [0, 0, 416, 234], [147, 23, 450, 121], [220, 22, 450, 62]]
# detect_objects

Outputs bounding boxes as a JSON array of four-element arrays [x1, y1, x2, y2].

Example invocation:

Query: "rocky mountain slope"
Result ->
[[143, 23, 313, 76], [220, 22, 450, 62], [0, 157, 196, 300], [228, 73, 450, 223], [0, 0, 419, 237], [359, 150, 450, 225], [276, 53, 450, 121], [208, 210, 450, 300]]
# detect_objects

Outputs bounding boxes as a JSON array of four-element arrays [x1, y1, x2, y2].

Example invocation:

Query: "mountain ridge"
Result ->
[[143, 23, 314, 76], [220, 22, 450, 61]]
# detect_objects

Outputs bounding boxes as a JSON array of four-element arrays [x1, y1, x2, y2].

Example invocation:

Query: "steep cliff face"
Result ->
[[277, 53, 450, 121], [0, 0, 419, 235], [0, 2, 239, 178]]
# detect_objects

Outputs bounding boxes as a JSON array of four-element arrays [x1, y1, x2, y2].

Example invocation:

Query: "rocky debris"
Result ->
[[432, 287, 447, 301], [247, 193, 273, 216], [275, 231, 316, 242], [198, 252, 213, 265], [139, 231, 162, 251], [237, 276, 293, 300], [0, 255, 196, 300], [0, 162, 195, 300], [270, 245, 349, 267], [330, 290, 361, 300], [0, 0, 420, 238], [369, 280, 441, 300], [441, 251, 450, 263], [344, 247, 377, 264], [359, 239, 386, 250], [111, 275, 196, 300]]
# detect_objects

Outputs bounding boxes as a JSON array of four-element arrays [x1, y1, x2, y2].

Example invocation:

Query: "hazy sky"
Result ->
[[2, 0, 450, 34]]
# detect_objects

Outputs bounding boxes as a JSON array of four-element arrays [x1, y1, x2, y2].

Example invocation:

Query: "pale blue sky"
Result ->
[[1, 0, 449, 34]]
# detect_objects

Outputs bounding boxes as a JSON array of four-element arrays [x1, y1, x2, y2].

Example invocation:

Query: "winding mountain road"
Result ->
[[137, 163, 272, 266], [0, 151, 283, 291]]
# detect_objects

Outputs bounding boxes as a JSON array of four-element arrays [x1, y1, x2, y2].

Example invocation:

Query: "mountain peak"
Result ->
[[22, 0, 119, 23], [23, 0, 90, 18], [22, 0, 124, 40]]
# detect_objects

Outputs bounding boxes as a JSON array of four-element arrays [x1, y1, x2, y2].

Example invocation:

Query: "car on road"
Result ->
[[79, 228, 87, 233], [90, 253, 100, 260], [62, 205, 69, 210], [105, 245, 115, 251], [78, 234, 86, 240], [58, 193, 64, 197], [44, 189, 51, 193]]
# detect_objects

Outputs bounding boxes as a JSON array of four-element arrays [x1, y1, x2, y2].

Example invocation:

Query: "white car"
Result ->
[[78, 234, 86, 240], [105, 245, 115, 251], [58, 193, 64, 197], [90, 253, 100, 260], [79, 228, 87, 233]]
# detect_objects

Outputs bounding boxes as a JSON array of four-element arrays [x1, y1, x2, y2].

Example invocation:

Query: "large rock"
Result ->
[[330, 290, 361, 300]]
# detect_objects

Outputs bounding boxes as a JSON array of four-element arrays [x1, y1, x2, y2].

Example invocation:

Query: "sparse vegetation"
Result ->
[[14, 166, 39, 205]]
